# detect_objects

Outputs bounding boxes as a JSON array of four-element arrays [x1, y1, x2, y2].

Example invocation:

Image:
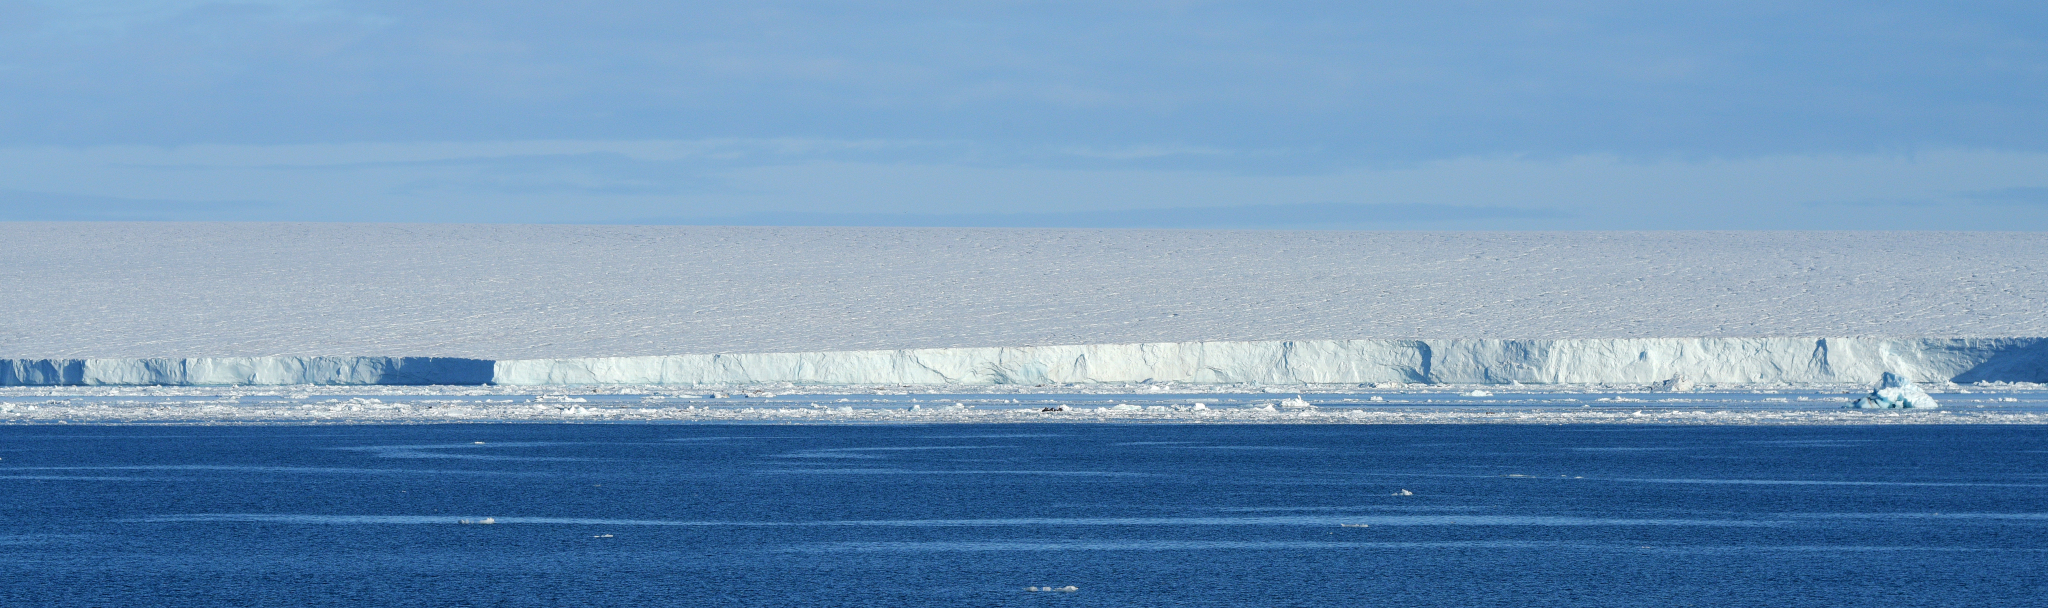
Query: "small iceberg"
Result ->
[[1848, 372, 1940, 409], [1392, 489, 1413, 496], [1278, 396, 1315, 409], [1651, 374, 1694, 393], [458, 517, 496, 525], [1463, 390, 1494, 397]]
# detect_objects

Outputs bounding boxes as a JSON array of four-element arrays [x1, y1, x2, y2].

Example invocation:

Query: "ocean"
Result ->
[[3, 423, 2044, 606]]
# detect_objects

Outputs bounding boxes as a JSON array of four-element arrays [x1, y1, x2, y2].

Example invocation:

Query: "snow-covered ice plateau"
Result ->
[[3, 224, 2045, 387]]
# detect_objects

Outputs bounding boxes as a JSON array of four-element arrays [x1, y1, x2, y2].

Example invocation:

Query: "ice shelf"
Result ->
[[0, 357, 492, 386], [7, 225, 2048, 360], [5, 337, 2044, 386]]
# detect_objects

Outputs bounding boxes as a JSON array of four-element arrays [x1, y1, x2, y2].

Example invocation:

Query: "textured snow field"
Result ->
[[4, 384, 2044, 425], [4, 223, 2045, 359]]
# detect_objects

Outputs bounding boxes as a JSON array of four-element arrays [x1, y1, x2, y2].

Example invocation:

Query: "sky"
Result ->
[[1, 1, 2044, 229]]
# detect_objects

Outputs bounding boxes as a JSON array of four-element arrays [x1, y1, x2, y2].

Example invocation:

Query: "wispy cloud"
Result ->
[[0, 189, 273, 221], [632, 202, 1569, 229], [1961, 187, 2048, 206], [3, 144, 2047, 229]]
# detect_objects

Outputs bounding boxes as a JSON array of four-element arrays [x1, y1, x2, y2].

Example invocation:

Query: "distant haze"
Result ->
[[0, 2, 2045, 229]]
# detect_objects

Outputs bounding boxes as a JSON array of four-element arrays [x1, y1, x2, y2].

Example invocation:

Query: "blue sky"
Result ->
[[2, 1, 2045, 228]]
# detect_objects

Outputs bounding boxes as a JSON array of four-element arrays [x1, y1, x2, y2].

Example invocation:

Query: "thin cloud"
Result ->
[[636, 202, 1569, 229], [1960, 187, 2048, 206]]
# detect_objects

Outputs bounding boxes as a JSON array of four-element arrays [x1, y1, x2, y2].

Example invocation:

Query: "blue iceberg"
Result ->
[[1849, 372, 1940, 409]]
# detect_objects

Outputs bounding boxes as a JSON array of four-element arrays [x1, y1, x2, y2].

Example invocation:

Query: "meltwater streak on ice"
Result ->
[[5, 337, 2048, 386]]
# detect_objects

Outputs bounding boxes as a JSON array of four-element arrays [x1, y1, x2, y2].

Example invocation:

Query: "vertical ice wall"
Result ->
[[488, 337, 2048, 386], [0, 357, 493, 386], [5, 337, 2043, 386]]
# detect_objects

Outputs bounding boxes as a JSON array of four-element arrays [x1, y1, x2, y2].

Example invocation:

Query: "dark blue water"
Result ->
[[3, 424, 2045, 607]]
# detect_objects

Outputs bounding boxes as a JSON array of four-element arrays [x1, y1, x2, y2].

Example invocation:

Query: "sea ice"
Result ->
[[0, 383, 2040, 424]]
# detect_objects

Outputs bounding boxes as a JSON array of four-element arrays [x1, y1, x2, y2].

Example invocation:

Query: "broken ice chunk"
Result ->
[[1651, 374, 1694, 392], [1848, 372, 1940, 409]]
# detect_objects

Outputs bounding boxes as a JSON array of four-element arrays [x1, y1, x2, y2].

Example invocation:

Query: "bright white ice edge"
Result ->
[[4, 337, 2045, 386]]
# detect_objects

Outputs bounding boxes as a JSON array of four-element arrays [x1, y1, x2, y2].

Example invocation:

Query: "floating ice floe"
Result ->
[[4, 382, 2039, 424], [1849, 372, 1940, 409]]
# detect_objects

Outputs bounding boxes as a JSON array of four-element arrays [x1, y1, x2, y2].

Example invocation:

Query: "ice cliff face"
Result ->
[[5, 226, 2043, 388], [0, 357, 491, 386], [5, 337, 2043, 386], [1849, 372, 1941, 409], [486, 337, 2047, 386]]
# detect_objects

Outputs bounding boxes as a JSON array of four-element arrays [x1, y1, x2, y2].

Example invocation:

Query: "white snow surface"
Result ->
[[5, 224, 2046, 360]]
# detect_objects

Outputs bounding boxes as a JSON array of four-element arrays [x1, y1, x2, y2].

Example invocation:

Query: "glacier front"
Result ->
[[5, 225, 2045, 387], [6, 225, 2047, 360], [4, 337, 2044, 386]]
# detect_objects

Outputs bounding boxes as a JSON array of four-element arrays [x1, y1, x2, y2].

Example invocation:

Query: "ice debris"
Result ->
[[1849, 372, 1940, 409], [1652, 374, 1694, 392], [1278, 396, 1315, 409]]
